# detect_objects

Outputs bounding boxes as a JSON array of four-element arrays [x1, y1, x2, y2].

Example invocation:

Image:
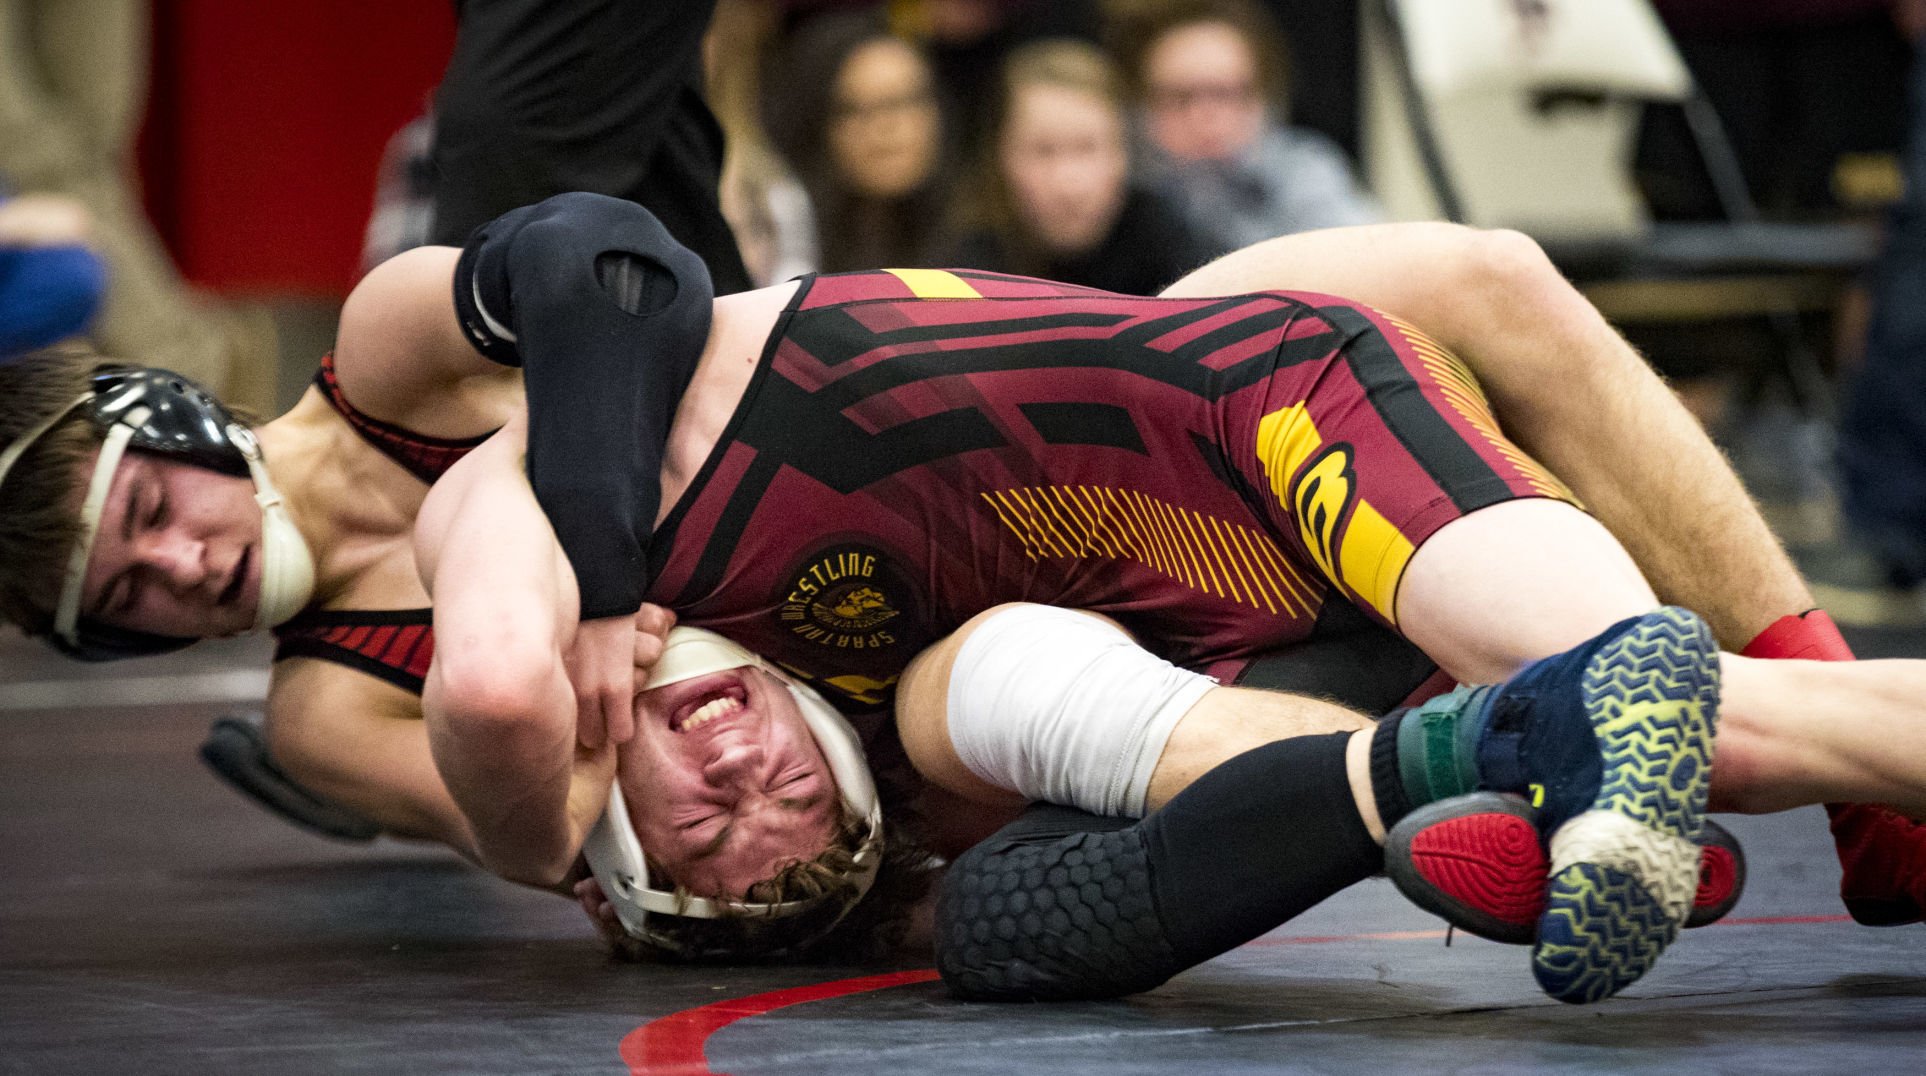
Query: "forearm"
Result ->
[[452, 193, 712, 619], [418, 426, 586, 885]]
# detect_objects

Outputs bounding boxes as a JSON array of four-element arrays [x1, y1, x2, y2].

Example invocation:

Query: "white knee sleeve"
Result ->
[[945, 606, 1216, 818]]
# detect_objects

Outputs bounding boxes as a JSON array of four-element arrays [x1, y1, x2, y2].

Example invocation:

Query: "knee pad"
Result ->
[[945, 606, 1215, 817]]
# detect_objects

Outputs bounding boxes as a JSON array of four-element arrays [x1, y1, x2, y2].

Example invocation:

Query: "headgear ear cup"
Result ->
[[582, 627, 885, 956]]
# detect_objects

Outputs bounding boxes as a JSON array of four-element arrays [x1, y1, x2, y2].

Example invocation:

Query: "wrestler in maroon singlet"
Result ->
[[647, 269, 1571, 708], [278, 270, 1572, 710]]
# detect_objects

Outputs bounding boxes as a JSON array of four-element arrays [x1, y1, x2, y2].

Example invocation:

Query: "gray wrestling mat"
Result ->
[[2, 630, 1922, 1075]]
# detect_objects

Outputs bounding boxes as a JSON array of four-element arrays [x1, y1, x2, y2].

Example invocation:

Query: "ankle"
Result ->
[[1368, 686, 1492, 827]]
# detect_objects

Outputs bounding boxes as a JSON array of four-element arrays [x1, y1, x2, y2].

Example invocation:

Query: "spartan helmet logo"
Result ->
[[777, 543, 911, 650], [1289, 443, 1358, 586], [829, 586, 890, 622]]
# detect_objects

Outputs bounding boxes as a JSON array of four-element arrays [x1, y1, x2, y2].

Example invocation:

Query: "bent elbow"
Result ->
[[426, 633, 565, 741]]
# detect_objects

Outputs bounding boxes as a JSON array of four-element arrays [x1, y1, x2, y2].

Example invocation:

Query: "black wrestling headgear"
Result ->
[[0, 366, 314, 661]]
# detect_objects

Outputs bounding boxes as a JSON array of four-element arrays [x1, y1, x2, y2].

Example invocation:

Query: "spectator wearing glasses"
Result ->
[[767, 12, 949, 272], [1114, 0, 1379, 256]]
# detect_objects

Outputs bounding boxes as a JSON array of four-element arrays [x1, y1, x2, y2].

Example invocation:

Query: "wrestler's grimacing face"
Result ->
[[626, 666, 843, 899]]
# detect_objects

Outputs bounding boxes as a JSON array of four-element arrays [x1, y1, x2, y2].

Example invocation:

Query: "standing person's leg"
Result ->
[[428, 0, 751, 294], [1839, 43, 1926, 594], [1161, 223, 1809, 649]]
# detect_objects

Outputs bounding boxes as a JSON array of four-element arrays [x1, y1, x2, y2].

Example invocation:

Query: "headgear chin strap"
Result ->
[[0, 366, 316, 659], [582, 627, 885, 956], [224, 425, 315, 631]]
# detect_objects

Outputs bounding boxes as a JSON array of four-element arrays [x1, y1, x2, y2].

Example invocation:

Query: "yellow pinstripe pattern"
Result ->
[[981, 486, 1316, 617], [1385, 315, 1578, 504]]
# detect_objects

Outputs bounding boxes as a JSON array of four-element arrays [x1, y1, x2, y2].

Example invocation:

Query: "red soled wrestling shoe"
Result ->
[[1743, 610, 1922, 926], [1385, 792, 1747, 945]]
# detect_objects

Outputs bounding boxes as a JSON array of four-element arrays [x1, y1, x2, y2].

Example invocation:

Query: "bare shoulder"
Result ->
[[333, 246, 520, 437]]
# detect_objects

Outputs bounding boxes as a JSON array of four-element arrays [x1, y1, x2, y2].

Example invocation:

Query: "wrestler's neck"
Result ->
[[252, 397, 419, 607], [658, 280, 800, 522]]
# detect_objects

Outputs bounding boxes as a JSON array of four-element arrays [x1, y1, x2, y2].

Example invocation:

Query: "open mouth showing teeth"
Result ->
[[673, 688, 747, 733]]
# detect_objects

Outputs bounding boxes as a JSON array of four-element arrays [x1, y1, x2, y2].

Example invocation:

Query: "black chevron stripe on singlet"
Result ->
[[1313, 302, 1507, 514], [783, 300, 1329, 414], [660, 293, 1343, 607]]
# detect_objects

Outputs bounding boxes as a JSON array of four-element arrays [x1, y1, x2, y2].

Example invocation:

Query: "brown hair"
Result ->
[[616, 809, 935, 964], [763, 11, 949, 271], [1105, 0, 1294, 116], [947, 39, 1129, 276], [0, 344, 105, 638]]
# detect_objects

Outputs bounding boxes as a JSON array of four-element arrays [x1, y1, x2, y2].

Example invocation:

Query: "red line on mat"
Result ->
[[618, 913, 1855, 1072], [619, 968, 940, 1076]]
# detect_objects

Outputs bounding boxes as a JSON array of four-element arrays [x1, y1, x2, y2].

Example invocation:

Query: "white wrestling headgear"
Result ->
[[582, 627, 885, 956], [0, 366, 314, 659]]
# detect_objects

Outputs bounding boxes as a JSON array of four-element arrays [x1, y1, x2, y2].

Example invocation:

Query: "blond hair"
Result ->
[[619, 812, 932, 963], [948, 39, 1129, 274]]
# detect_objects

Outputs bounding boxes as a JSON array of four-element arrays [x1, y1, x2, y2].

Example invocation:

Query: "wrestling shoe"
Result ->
[[1738, 612, 1924, 927], [1826, 803, 1926, 926], [1385, 791, 1746, 944], [1462, 607, 1721, 1003]]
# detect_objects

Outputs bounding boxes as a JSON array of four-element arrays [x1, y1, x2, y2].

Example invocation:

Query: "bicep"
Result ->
[[415, 419, 578, 640], [264, 661, 477, 853], [334, 245, 520, 433]]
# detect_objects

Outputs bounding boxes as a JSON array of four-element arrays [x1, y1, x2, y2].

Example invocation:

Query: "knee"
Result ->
[[1462, 228, 1565, 304]]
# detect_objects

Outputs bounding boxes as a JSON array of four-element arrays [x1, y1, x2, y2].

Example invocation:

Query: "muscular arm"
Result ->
[[413, 415, 616, 886], [265, 660, 478, 855], [331, 245, 525, 440]]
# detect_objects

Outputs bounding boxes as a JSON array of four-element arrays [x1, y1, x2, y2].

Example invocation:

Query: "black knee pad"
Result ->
[[452, 193, 714, 617], [937, 806, 1181, 1002]]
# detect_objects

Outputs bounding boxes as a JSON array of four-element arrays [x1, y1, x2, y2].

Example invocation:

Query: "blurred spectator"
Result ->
[[708, 0, 819, 285], [1112, 0, 1379, 256], [941, 39, 1213, 293], [888, 0, 1104, 161], [1837, 0, 1926, 597], [766, 13, 949, 270], [0, 0, 274, 408], [0, 191, 105, 361], [358, 106, 438, 277]]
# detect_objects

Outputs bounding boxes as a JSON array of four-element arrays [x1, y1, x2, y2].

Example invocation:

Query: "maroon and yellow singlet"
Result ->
[[647, 269, 1574, 709]]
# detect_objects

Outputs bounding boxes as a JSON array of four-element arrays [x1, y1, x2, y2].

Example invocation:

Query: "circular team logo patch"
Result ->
[[776, 544, 913, 651]]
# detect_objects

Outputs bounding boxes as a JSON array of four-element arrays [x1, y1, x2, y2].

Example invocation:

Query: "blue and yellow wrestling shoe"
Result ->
[[1415, 607, 1721, 1003]]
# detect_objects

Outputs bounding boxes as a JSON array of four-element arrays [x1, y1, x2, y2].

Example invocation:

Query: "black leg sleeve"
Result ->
[[936, 734, 1382, 1001]]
